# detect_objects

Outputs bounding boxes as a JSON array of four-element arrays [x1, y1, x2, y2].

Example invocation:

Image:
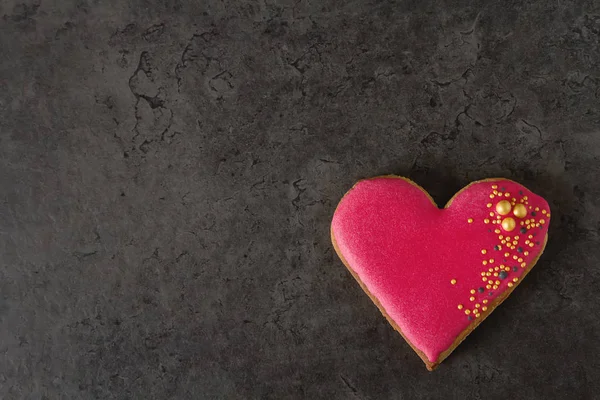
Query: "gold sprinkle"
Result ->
[[504, 252, 510, 257], [529, 242, 534, 247], [512, 198, 516, 202], [493, 190, 498, 195], [547, 213, 551, 217], [495, 280, 501, 285], [481, 272, 486, 276], [505, 192, 510, 197], [468, 218, 473, 223], [524, 196, 528, 200], [524, 251, 529, 256], [525, 240, 530, 244], [488, 267, 493, 272], [528, 234, 533, 239], [505, 266, 511, 271], [481, 249, 487, 254], [490, 194, 495, 198], [513, 277, 519, 282], [521, 262, 527, 267], [482, 277, 488, 282], [470, 289, 476, 294], [458, 304, 463, 310], [493, 285, 498, 290], [520, 221, 525, 225], [475, 303, 480, 308], [542, 210, 547, 214], [470, 296, 475, 301], [493, 272, 499, 277], [502, 217, 516, 231], [482, 306, 488, 311], [515, 235, 519, 239], [513, 255, 518, 260], [499, 235, 504, 240], [484, 219, 490, 224], [490, 212, 495, 217], [451, 279, 457, 285], [540, 219, 545, 224], [489, 259, 495, 263], [465, 309, 471, 315], [487, 203, 492, 208], [492, 185, 498, 189], [496, 200, 512, 215], [488, 280, 494, 285], [494, 229, 501, 234], [486, 284, 491, 289], [535, 207, 539, 211], [501, 240, 506, 244], [475, 313, 481, 318], [486, 272, 491, 276], [483, 299, 488, 304], [518, 258, 523, 263], [508, 282, 514, 287], [494, 266, 499, 271], [535, 223, 540, 227], [483, 260, 488, 265]]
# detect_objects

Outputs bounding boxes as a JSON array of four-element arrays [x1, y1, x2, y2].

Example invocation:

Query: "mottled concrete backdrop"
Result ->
[[1, 0, 599, 398]]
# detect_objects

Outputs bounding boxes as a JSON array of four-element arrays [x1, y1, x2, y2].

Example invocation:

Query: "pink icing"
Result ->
[[331, 177, 550, 363]]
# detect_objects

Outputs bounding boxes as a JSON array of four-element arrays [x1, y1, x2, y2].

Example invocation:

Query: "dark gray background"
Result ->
[[1, 0, 599, 398]]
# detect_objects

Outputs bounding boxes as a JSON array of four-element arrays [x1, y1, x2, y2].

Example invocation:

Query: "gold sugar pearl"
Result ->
[[524, 196, 528, 200], [529, 242, 534, 247], [451, 279, 457, 285], [490, 194, 495, 198], [513, 203, 527, 218], [505, 192, 510, 197], [495, 229, 501, 234], [483, 299, 488, 304], [488, 267, 493, 272], [521, 262, 527, 267], [490, 212, 495, 217], [484, 219, 490, 224], [540, 219, 545, 224], [504, 252, 510, 257], [470, 296, 475, 301], [486, 284, 491, 289], [482, 306, 488, 311], [502, 217, 516, 231], [489, 259, 495, 263], [493, 190, 498, 195], [468, 218, 473, 223], [505, 266, 511, 271], [515, 235, 520, 239], [493, 285, 498, 290], [508, 282, 514, 287], [475, 313, 481, 318], [499, 235, 504, 239], [512, 198, 516, 202], [487, 203, 492, 208], [495, 280, 500, 285], [535, 207, 539, 211], [482, 277, 488, 282], [486, 272, 491, 276], [524, 251, 529, 256], [458, 304, 464, 310], [483, 260, 488, 265], [465, 309, 471, 315], [547, 213, 551, 217], [492, 185, 498, 189], [496, 200, 512, 215], [525, 240, 530, 244], [513, 277, 519, 282], [518, 258, 523, 263], [497, 215, 502, 220], [501, 240, 506, 244], [470, 289, 476, 294], [528, 234, 533, 239], [481, 272, 486, 276], [542, 210, 547, 214], [488, 280, 494, 285], [513, 255, 518, 260], [475, 303, 480, 308], [493, 272, 499, 277], [481, 249, 487, 254]]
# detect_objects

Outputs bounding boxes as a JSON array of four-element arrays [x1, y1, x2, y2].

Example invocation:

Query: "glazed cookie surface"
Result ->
[[331, 176, 550, 370]]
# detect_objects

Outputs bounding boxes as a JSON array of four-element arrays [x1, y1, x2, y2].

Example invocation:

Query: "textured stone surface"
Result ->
[[1, 0, 600, 398]]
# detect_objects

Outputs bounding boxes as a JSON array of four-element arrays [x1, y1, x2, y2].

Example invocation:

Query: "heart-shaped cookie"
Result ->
[[331, 176, 550, 370]]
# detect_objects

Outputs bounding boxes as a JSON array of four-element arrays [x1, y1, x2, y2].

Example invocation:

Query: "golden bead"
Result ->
[[484, 219, 490, 224], [535, 207, 539, 211], [513, 277, 519, 282], [468, 218, 473, 223], [513, 255, 518, 260], [518, 258, 523, 263], [492, 185, 498, 189], [505, 192, 510, 197], [481, 249, 487, 254], [488, 280, 493, 285], [493, 272, 498, 277], [451, 279, 457, 285], [483, 260, 488, 265], [490, 194, 495, 198], [513, 203, 527, 218], [542, 210, 547, 214], [483, 299, 488, 304], [475, 303, 480, 308], [494, 229, 501, 234], [487, 203, 492, 208], [502, 217, 516, 231], [481, 272, 486, 276], [508, 282, 514, 288], [504, 252, 509, 257], [470, 296, 475, 301], [458, 304, 463, 310], [493, 285, 498, 290], [529, 242, 534, 247], [482, 306, 488, 311], [486, 284, 491, 289], [521, 262, 526, 267], [470, 289, 476, 294], [489, 259, 494, 263], [496, 200, 512, 215], [482, 277, 488, 282], [540, 219, 545, 224], [465, 309, 471, 315], [528, 235, 533, 239], [475, 313, 481, 318], [489, 212, 495, 217], [524, 251, 529, 256], [495, 280, 500, 285]]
